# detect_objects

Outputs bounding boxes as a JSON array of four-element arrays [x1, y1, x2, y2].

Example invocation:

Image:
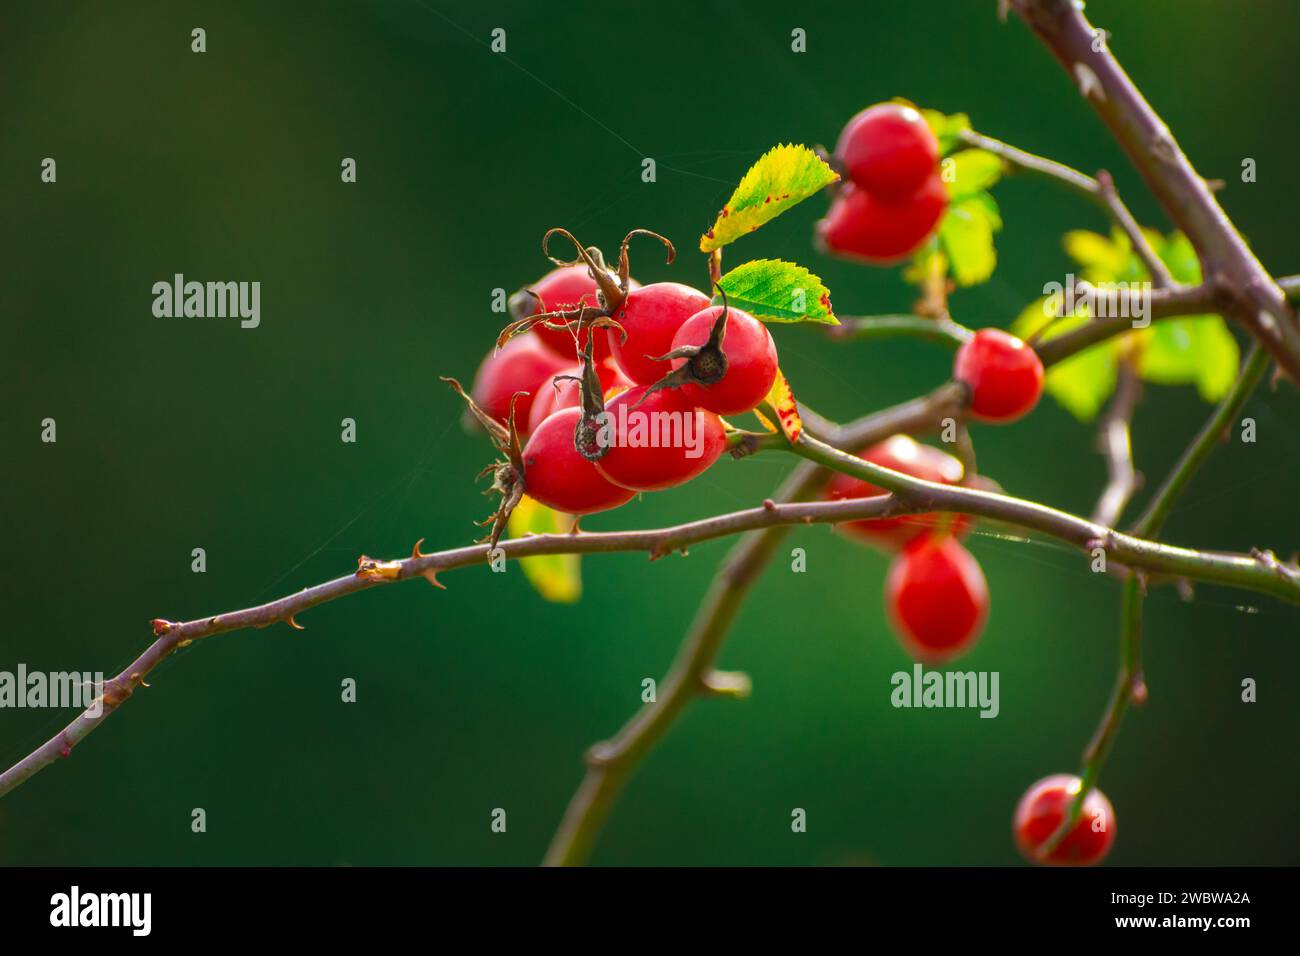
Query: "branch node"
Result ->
[[701, 669, 752, 700], [585, 742, 618, 769], [356, 555, 403, 581], [1129, 673, 1149, 707]]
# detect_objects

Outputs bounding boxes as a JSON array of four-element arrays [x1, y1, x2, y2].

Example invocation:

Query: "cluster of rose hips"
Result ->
[[814, 104, 1098, 864], [468, 103, 1083, 862], [818, 103, 949, 263], [467, 235, 778, 521], [824, 328, 1045, 665]]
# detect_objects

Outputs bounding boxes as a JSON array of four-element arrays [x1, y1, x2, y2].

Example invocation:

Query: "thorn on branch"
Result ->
[[411, 538, 448, 589]]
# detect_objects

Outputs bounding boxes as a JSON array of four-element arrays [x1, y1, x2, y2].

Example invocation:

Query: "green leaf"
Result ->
[[1012, 296, 1117, 421], [918, 107, 972, 156], [1156, 231, 1203, 284], [507, 496, 581, 603], [943, 149, 1003, 201], [1138, 315, 1240, 401], [715, 259, 838, 324], [939, 193, 1001, 287], [699, 145, 839, 253]]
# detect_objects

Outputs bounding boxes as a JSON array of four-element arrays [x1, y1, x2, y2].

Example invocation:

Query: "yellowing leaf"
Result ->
[[1137, 315, 1240, 402], [943, 149, 1003, 200], [939, 194, 1001, 287], [506, 496, 581, 603], [700, 145, 838, 253], [753, 368, 803, 443], [917, 107, 972, 155]]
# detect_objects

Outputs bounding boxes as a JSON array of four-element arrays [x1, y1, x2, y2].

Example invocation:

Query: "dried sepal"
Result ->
[[542, 227, 627, 313], [442, 377, 526, 549], [615, 229, 675, 292], [633, 285, 732, 408], [573, 331, 612, 462]]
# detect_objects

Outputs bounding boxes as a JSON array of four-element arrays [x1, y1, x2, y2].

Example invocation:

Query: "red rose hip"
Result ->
[[954, 328, 1045, 423], [521, 264, 616, 362], [835, 103, 940, 201], [885, 535, 988, 663], [1013, 774, 1116, 866], [521, 406, 635, 516], [669, 306, 779, 415], [825, 435, 968, 550], [817, 175, 948, 264], [593, 386, 726, 491], [469, 333, 571, 431], [610, 282, 712, 385], [526, 357, 631, 436]]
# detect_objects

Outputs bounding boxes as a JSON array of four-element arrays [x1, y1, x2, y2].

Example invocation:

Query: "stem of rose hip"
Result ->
[[829, 314, 973, 347], [1040, 573, 1145, 858], [1130, 344, 1269, 539]]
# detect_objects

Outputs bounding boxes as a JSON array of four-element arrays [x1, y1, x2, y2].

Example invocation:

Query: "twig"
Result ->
[[829, 279, 1299, 370], [1095, 169, 1174, 287], [827, 314, 972, 347], [1131, 344, 1269, 539], [1039, 573, 1145, 858], [783, 433, 1300, 603], [542, 459, 825, 865], [1091, 358, 1141, 527], [1010, 0, 1300, 384], [1034, 281, 1230, 365], [958, 128, 1170, 282], [542, 392, 965, 865], [8, 397, 1298, 802]]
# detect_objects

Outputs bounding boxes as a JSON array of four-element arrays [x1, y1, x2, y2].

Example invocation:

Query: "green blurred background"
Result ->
[[2, 0, 1297, 866]]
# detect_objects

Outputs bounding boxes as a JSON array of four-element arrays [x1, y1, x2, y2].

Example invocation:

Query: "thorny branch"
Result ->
[[4, 0, 1296, 876], [4, 392, 1297, 803], [1010, 0, 1300, 384]]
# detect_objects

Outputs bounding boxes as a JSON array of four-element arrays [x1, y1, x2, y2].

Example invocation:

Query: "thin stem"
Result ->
[[1034, 282, 1231, 366], [1130, 344, 1269, 538], [1040, 573, 1145, 857], [827, 278, 1299, 370], [542, 392, 966, 865], [959, 128, 1169, 283], [785, 433, 1300, 602], [828, 314, 972, 347], [543, 459, 824, 866], [1091, 358, 1141, 528]]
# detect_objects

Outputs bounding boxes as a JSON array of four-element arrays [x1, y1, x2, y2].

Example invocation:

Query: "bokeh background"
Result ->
[[2, 0, 1298, 866]]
